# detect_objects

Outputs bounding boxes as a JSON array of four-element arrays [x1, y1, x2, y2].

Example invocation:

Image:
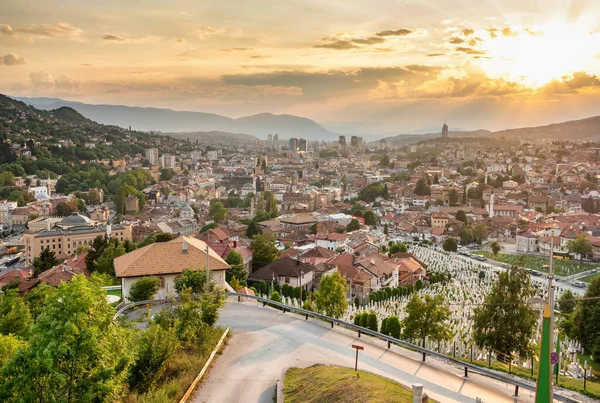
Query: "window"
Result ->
[[159, 277, 165, 289], [285, 277, 290, 284]]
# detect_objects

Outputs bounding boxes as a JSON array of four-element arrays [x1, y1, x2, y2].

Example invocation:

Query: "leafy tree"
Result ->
[[314, 271, 348, 318], [155, 232, 174, 242], [471, 223, 488, 244], [174, 269, 209, 293], [573, 274, 600, 361], [127, 324, 179, 393], [567, 233, 593, 262], [0, 334, 26, 369], [253, 210, 271, 223], [346, 218, 361, 232], [478, 270, 486, 281], [366, 312, 378, 331], [0, 290, 32, 338], [414, 179, 431, 196], [263, 191, 279, 217], [415, 279, 424, 291], [383, 223, 388, 235], [200, 222, 219, 233], [199, 284, 227, 326], [403, 294, 450, 345], [246, 220, 262, 237], [249, 235, 278, 268], [159, 168, 174, 181], [473, 266, 537, 359], [363, 210, 378, 226], [225, 250, 248, 281], [0, 276, 132, 402], [455, 210, 467, 223], [386, 316, 401, 338], [95, 241, 126, 276], [432, 173, 439, 184], [558, 289, 576, 314], [448, 189, 459, 207], [210, 201, 228, 222], [442, 237, 458, 252], [33, 247, 58, 277], [85, 235, 109, 271], [490, 241, 502, 256], [128, 276, 161, 302], [23, 282, 56, 321]]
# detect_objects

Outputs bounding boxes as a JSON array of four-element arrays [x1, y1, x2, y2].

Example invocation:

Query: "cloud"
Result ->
[[314, 34, 386, 50], [221, 65, 443, 98], [0, 24, 15, 36], [462, 29, 475, 36], [487, 28, 498, 38], [448, 37, 465, 44], [427, 53, 445, 57], [16, 23, 82, 37], [102, 34, 125, 41], [314, 40, 360, 50], [29, 71, 83, 92], [502, 27, 518, 37], [352, 36, 386, 45], [455, 47, 486, 55], [101, 34, 160, 43], [0, 53, 27, 66], [376, 29, 414, 37], [542, 71, 600, 94], [196, 26, 225, 39]]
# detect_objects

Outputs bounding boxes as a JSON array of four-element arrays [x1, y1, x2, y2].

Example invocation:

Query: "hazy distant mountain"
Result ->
[[166, 130, 260, 146], [378, 129, 492, 146], [16, 97, 338, 141]]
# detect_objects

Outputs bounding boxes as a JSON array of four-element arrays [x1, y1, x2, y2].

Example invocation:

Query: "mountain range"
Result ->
[[15, 97, 337, 141]]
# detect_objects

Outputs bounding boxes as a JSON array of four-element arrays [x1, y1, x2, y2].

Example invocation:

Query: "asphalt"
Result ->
[[192, 299, 539, 403]]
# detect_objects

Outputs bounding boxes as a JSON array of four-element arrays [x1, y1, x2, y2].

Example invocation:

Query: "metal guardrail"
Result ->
[[101, 285, 122, 291], [114, 292, 580, 402]]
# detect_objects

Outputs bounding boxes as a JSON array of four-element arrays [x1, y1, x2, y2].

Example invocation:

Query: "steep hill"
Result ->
[[166, 130, 260, 146], [16, 97, 338, 141]]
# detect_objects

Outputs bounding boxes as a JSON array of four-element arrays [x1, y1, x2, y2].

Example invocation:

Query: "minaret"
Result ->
[[488, 193, 494, 218], [250, 196, 255, 219], [106, 217, 112, 238], [47, 172, 52, 198]]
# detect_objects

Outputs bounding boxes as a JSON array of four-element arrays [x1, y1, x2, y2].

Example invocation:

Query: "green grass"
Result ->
[[284, 365, 435, 403], [579, 273, 600, 283], [106, 289, 122, 297], [475, 252, 598, 277]]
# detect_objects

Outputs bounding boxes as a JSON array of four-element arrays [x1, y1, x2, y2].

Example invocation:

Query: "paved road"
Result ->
[[192, 300, 538, 403]]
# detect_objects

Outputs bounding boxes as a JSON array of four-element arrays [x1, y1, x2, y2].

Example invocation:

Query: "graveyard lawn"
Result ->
[[283, 365, 434, 403], [579, 273, 600, 283], [475, 252, 596, 277]]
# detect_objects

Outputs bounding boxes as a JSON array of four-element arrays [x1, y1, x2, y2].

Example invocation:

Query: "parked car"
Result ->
[[573, 281, 587, 288]]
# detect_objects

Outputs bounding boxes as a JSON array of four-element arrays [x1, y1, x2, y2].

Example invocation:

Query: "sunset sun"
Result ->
[[483, 21, 595, 87]]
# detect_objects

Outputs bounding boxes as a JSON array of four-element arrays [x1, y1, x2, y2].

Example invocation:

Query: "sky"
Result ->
[[1, 0, 600, 135]]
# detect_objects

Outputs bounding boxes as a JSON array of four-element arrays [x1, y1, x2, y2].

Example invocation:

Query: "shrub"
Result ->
[[366, 312, 378, 332], [354, 297, 360, 309], [270, 291, 282, 303], [415, 279, 424, 291], [258, 280, 268, 295], [274, 284, 281, 294], [293, 287, 301, 299], [380, 317, 389, 335], [129, 276, 160, 302], [386, 316, 401, 339], [359, 312, 368, 327]]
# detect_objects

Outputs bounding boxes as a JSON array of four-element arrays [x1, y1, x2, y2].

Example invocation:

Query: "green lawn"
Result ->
[[284, 365, 434, 403], [579, 273, 600, 283], [476, 252, 598, 277], [106, 289, 122, 298]]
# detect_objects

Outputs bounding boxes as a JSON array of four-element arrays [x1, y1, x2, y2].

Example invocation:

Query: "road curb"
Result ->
[[179, 327, 230, 403], [276, 366, 290, 403]]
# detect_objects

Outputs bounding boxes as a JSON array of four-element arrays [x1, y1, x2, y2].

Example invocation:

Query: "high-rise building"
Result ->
[[441, 123, 449, 138], [289, 137, 300, 152], [160, 154, 177, 169], [338, 135, 346, 149], [299, 138, 307, 152], [267, 134, 273, 143], [145, 148, 159, 165]]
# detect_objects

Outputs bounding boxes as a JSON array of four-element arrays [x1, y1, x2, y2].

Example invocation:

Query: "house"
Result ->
[[279, 215, 317, 229], [431, 213, 449, 228], [315, 232, 349, 251], [248, 257, 315, 291], [114, 236, 230, 302], [20, 253, 91, 293], [516, 230, 538, 253]]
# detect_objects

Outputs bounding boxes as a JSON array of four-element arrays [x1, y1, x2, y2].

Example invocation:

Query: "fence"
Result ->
[[114, 292, 581, 403]]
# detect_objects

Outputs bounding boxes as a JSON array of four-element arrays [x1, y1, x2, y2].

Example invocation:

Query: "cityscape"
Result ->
[[1, 1, 600, 403]]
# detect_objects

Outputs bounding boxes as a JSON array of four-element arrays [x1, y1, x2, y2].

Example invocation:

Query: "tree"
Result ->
[[448, 189, 459, 207], [314, 271, 347, 318], [155, 232, 174, 242], [0, 290, 32, 338], [432, 173, 439, 184], [127, 324, 179, 393], [199, 284, 227, 326], [160, 168, 174, 181], [366, 312, 378, 331], [210, 201, 228, 222], [54, 201, 75, 216], [442, 237, 458, 252], [490, 241, 502, 256], [346, 218, 361, 232], [0, 276, 132, 402], [403, 294, 451, 345], [455, 210, 467, 223], [270, 291, 282, 303], [85, 235, 109, 271], [363, 211, 378, 226], [567, 233, 593, 262], [473, 266, 537, 359], [386, 316, 401, 338], [33, 247, 58, 277], [383, 223, 388, 235], [458, 226, 472, 245], [471, 223, 488, 245], [200, 222, 219, 233], [414, 179, 431, 196], [128, 276, 161, 302], [246, 220, 262, 237], [249, 235, 278, 268], [94, 241, 126, 276], [573, 274, 600, 361], [174, 269, 209, 293], [0, 334, 26, 369], [558, 289, 576, 315], [225, 250, 248, 281], [264, 191, 279, 217]]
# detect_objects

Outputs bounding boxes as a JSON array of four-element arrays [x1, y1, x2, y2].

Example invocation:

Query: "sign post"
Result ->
[[352, 344, 364, 371]]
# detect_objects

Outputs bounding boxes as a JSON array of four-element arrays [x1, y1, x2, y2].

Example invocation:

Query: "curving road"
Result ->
[[192, 299, 540, 403]]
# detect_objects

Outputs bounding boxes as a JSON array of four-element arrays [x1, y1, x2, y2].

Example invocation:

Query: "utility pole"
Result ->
[[548, 235, 556, 401], [206, 243, 210, 292]]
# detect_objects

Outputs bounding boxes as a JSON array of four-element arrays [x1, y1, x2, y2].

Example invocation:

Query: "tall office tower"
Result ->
[[289, 137, 300, 152], [268, 134, 273, 143], [299, 138, 307, 152], [338, 135, 347, 150], [160, 154, 177, 169], [145, 148, 159, 165], [441, 123, 449, 138]]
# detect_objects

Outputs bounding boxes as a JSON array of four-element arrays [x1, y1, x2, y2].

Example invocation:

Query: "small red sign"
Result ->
[[352, 344, 364, 350], [551, 352, 559, 365]]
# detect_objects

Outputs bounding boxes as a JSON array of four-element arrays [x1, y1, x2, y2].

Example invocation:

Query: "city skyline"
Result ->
[[1, 0, 600, 134]]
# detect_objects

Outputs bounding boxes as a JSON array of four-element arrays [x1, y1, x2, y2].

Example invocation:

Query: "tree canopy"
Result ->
[[314, 271, 348, 318]]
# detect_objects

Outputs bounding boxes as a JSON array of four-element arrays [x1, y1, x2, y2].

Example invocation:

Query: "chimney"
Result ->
[[233, 240, 238, 248], [182, 239, 188, 254], [370, 258, 375, 265]]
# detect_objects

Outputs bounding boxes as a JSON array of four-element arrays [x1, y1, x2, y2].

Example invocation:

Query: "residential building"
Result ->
[[145, 148, 159, 165]]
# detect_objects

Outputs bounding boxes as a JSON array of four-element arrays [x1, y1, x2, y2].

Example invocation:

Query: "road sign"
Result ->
[[352, 345, 364, 371], [551, 352, 559, 365], [352, 344, 364, 350]]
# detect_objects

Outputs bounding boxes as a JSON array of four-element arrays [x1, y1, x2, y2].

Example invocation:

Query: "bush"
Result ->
[[270, 291, 282, 303], [359, 312, 368, 327], [353, 313, 362, 326], [415, 279, 424, 291], [274, 284, 281, 294], [386, 316, 401, 339], [258, 280, 268, 295], [354, 297, 360, 309], [380, 317, 389, 335], [366, 312, 378, 332], [129, 276, 160, 302]]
